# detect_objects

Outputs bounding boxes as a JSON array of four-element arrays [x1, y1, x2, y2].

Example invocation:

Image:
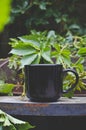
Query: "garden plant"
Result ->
[[8, 30, 86, 98]]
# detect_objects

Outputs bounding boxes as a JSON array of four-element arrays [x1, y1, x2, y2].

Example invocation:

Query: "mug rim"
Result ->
[[24, 64, 63, 67]]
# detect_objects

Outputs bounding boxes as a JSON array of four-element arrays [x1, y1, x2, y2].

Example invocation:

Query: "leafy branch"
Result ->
[[0, 109, 34, 130]]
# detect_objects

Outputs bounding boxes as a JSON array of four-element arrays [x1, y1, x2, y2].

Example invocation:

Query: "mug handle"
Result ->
[[62, 69, 79, 94]]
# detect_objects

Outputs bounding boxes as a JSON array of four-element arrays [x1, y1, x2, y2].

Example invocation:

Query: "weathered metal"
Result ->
[[0, 96, 86, 116]]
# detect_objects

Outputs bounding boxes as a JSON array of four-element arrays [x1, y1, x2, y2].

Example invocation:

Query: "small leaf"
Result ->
[[55, 18, 61, 23], [69, 24, 80, 30], [39, 2, 46, 10], [47, 30, 56, 39]]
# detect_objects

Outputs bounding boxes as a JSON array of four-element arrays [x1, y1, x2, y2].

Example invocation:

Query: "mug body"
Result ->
[[24, 64, 63, 102]]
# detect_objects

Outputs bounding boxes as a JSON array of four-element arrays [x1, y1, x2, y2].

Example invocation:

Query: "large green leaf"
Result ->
[[18, 37, 40, 50], [78, 47, 86, 56], [42, 48, 53, 63], [0, 110, 33, 130], [0, 0, 12, 31], [31, 54, 41, 64], [7, 114, 33, 130], [56, 55, 63, 64], [21, 54, 38, 67], [61, 50, 71, 67], [10, 47, 36, 56], [0, 83, 14, 94]]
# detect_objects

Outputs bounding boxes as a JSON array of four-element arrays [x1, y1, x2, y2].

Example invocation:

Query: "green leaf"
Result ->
[[0, 110, 33, 130], [53, 43, 60, 52], [0, 115, 5, 123], [78, 47, 86, 56], [32, 54, 41, 64], [7, 114, 34, 130], [3, 117, 12, 127], [0, 0, 12, 31], [0, 83, 14, 94], [47, 30, 56, 39], [18, 37, 40, 50], [56, 55, 63, 64], [55, 18, 61, 24], [42, 48, 53, 63], [61, 50, 71, 66], [3, 125, 16, 130], [39, 2, 46, 10], [10, 47, 36, 56], [69, 24, 80, 30], [21, 54, 38, 67]]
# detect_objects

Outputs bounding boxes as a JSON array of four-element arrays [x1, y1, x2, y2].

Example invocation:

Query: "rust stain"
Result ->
[[24, 103, 49, 108]]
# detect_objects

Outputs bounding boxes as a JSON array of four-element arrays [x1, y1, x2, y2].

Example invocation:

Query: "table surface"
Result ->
[[0, 96, 86, 116]]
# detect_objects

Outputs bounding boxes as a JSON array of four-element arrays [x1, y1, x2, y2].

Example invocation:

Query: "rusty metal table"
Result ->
[[0, 96, 86, 116]]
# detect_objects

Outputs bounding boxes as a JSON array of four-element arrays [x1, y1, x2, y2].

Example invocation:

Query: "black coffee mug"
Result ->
[[24, 64, 79, 102]]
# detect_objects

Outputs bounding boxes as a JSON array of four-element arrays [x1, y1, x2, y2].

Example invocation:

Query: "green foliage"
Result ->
[[9, 0, 86, 35], [0, 109, 34, 130], [78, 47, 86, 57], [9, 30, 86, 97], [52, 43, 71, 68], [9, 30, 54, 67], [0, 80, 14, 95], [0, 0, 12, 31]]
